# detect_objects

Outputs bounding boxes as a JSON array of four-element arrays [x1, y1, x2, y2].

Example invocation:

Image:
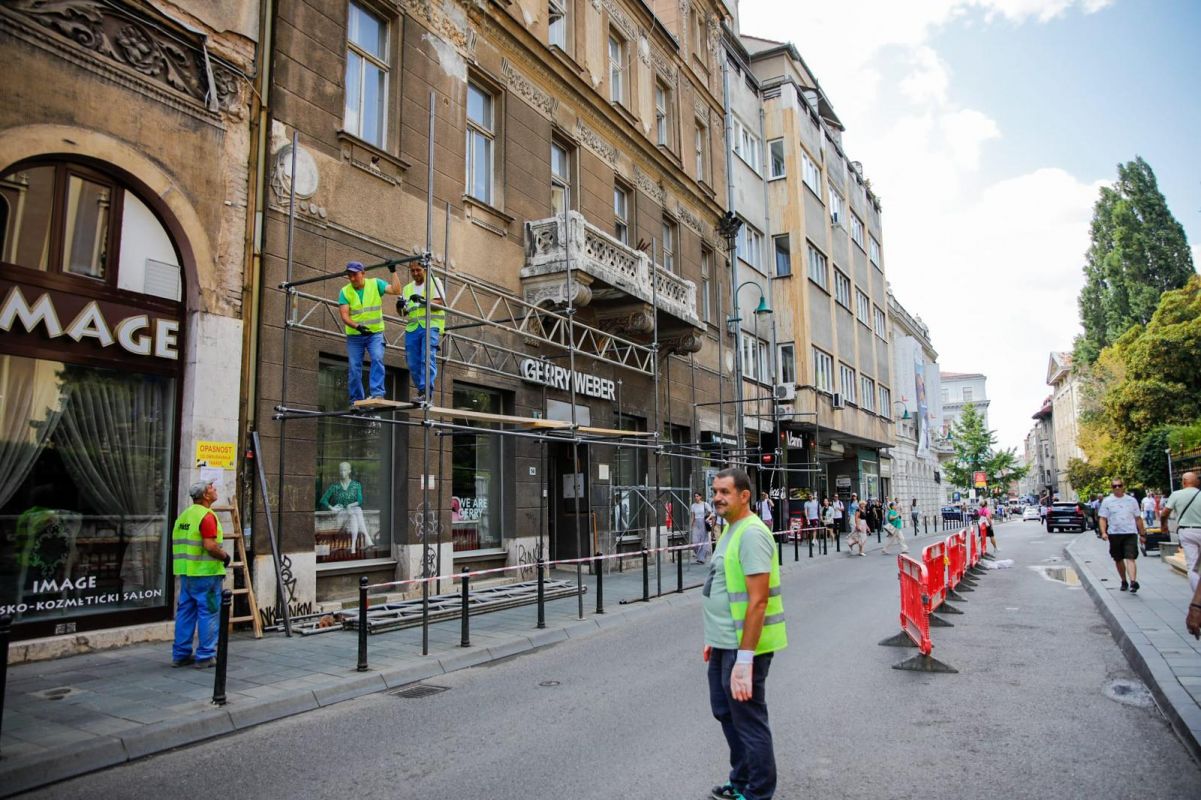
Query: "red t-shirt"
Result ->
[[199, 511, 218, 539]]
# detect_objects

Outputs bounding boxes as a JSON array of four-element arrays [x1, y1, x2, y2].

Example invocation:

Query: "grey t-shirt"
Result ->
[[702, 515, 776, 650], [1166, 487, 1201, 527]]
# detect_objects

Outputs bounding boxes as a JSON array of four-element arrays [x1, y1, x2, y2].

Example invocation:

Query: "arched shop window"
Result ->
[[0, 158, 185, 640]]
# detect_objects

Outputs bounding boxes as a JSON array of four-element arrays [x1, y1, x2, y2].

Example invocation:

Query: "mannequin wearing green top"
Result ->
[[319, 461, 373, 551]]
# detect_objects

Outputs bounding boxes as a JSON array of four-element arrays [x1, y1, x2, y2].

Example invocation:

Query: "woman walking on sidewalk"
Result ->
[[882, 501, 908, 555], [847, 507, 868, 556], [691, 492, 713, 563]]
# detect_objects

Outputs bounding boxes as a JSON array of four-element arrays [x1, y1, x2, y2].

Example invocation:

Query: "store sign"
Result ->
[[0, 283, 180, 361], [519, 358, 615, 400], [701, 431, 738, 448], [785, 432, 805, 449], [973, 471, 987, 488], [836, 475, 852, 488], [195, 441, 237, 469]]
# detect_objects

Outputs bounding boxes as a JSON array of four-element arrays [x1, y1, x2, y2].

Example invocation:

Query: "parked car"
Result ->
[[1046, 501, 1087, 533], [1022, 506, 1040, 521], [941, 505, 966, 521]]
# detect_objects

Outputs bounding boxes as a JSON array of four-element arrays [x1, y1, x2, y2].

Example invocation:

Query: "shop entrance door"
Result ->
[[549, 442, 591, 561]]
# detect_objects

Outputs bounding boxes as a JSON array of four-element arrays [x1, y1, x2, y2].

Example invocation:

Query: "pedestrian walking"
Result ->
[[881, 501, 907, 555], [1142, 491, 1157, 528], [910, 498, 920, 534], [703, 468, 786, 800], [832, 496, 845, 533], [979, 502, 997, 553], [171, 479, 230, 668], [821, 498, 836, 540], [803, 493, 820, 534], [337, 260, 403, 404], [757, 491, 774, 531], [1099, 478, 1146, 593], [1187, 577, 1201, 640], [847, 494, 860, 534], [1161, 471, 1201, 593], [691, 492, 714, 563], [847, 507, 868, 556]]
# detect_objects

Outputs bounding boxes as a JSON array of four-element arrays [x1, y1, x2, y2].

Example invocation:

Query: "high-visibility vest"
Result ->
[[402, 279, 445, 332], [172, 503, 224, 577], [343, 279, 384, 335], [722, 515, 787, 655]]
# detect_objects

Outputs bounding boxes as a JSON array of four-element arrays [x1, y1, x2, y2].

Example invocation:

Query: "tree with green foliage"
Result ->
[[1074, 157, 1195, 365], [943, 403, 1028, 492]]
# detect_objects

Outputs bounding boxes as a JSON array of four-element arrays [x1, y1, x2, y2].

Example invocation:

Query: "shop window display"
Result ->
[[452, 386, 504, 552]]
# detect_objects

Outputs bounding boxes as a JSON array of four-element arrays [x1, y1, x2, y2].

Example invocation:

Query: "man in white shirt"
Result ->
[[1099, 478, 1147, 593], [803, 494, 820, 531], [832, 497, 845, 533], [1141, 493, 1157, 527]]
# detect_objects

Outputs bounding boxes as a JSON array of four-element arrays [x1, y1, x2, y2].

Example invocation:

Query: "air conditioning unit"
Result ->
[[773, 383, 796, 402], [831, 392, 846, 409]]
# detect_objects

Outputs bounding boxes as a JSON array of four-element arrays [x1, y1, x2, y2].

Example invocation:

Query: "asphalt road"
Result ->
[[24, 520, 1201, 799]]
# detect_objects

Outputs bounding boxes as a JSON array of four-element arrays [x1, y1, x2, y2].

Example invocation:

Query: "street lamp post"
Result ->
[[1166, 447, 1175, 492], [726, 275, 772, 456]]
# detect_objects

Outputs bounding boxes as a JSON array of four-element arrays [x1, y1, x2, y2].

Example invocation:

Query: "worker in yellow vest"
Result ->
[[399, 259, 446, 402], [703, 467, 787, 800], [171, 479, 230, 668], [337, 261, 403, 404]]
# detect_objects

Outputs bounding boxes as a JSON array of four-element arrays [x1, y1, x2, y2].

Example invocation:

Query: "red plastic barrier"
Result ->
[[946, 531, 967, 589], [968, 523, 979, 567], [979, 522, 988, 557], [921, 540, 949, 611], [896, 554, 933, 656]]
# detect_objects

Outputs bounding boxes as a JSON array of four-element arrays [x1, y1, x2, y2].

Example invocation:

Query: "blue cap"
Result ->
[[345, 261, 365, 273]]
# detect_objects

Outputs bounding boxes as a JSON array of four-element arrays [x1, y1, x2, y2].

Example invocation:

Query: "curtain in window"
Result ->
[[0, 356, 65, 508]]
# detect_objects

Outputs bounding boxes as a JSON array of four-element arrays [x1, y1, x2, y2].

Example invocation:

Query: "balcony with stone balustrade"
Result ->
[[521, 211, 703, 353]]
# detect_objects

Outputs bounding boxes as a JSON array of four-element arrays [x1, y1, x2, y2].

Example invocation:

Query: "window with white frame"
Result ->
[[692, 6, 706, 63], [768, 139, 785, 179], [695, 119, 708, 183], [732, 117, 760, 172], [465, 81, 495, 204], [834, 268, 851, 308], [855, 289, 870, 325], [551, 140, 572, 214], [813, 347, 834, 393], [801, 150, 820, 194], [740, 335, 769, 383], [941, 388, 949, 404], [869, 234, 881, 266], [608, 33, 625, 104], [700, 246, 713, 323], [661, 217, 677, 272], [614, 182, 631, 244], [655, 80, 672, 146], [773, 235, 791, 277], [962, 387, 974, 402], [840, 363, 857, 404], [548, 0, 568, 50], [873, 305, 887, 338], [806, 243, 828, 289], [879, 385, 892, 417], [736, 221, 763, 270], [850, 212, 865, 248], [860, 375, 876, 411], [778, 343, 795, 384], [829, 188, 844, 227], [344, 2, 389, 148]]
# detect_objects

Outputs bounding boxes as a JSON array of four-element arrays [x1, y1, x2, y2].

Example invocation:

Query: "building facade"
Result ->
[[887, 290, 944, 523], [0, 1, 261, 643], [940, 371, 989, 432], [1048, 351, 1083, 501], [1025, 397, 1058, 499]]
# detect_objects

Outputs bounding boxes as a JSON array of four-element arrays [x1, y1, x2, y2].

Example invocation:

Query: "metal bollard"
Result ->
[[595, 552, 605, 614], [794, 530, 799, 561], [822, 533, 828, 555], [460, 567, 471, 648], [0, 614, 11, 751], [212, 589, 233, 706], [876, 527, 882, 543], [835, 529, 841, 552], [641, 550, 650, 602], [536, 560, 546, 629], [808, 533, 813, 558], [777, 534, 784, 566], [677, 546, 685, 593], [357, 576, 369, 672]]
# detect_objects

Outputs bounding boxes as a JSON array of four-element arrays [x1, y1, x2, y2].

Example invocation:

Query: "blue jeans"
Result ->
[[346, 332, 386, 402], [173, 575, 222, 661], [405, 326, 441, 393], [709, 648, 776, 800]]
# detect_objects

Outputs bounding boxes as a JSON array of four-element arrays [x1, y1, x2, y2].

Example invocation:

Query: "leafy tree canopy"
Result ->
[[943, 403, 1028, 492]]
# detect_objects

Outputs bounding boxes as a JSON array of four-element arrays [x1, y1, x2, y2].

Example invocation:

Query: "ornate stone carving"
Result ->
[[650, 46, 676, 86], [524, 281, 593, 309], [502, 59, 558, 120], [661, 332, 704, 355], [8, 0, 244, 115], [575, 119, 617, 167], [675, 203, 707, 239], [637, 33, 650, 66], [634, 166, 665, 206], [694, 97, 710, 124], [598, 309, 655, 335], [400, 0, 476, 58], [603, 0, 636, 40]]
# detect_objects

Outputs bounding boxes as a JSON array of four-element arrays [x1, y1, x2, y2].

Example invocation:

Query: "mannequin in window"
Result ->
[[319, 461, 372, 552]]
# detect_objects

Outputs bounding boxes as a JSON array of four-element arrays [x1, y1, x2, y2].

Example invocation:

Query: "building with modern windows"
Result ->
[[0, 1, 261, 644], [1047, 351, 1084, 501], [940, 372, 990, 433]]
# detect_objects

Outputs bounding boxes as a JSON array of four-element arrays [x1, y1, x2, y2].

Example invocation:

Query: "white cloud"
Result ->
[[738, 0, 1114, 448]]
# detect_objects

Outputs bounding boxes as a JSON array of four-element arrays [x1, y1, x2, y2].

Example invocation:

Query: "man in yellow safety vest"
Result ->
[[703, 467, 787, 800], [171, 479, 230, 668], [338, 260, 403, 404], [399, 259, 445, 402]]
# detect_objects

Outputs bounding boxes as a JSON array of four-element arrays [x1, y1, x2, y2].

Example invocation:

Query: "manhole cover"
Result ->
[[1103, 679, 1154, 708], [538, 680, 560, 687], [31, 686, 82, 701], [391, 684, 450, 699]]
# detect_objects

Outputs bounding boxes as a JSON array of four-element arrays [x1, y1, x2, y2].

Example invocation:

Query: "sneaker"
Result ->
[[194, 657, 216, 669], [859, 552, 866, 557], [1130, 581, 1139, 593], [711, 783, 743, 800], [171, 655, 194, 668], [1119, 580, 1129, 591]]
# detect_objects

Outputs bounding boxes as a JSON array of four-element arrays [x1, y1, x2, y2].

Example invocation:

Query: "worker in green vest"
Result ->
[[399, 259, 445, 402], [171, 479, 229, 668], [338, 260, 403, 404], [703, 467, 786, 800]]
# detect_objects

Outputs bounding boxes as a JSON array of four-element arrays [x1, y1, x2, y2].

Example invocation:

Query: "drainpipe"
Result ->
[[721, 54, 745, 452]]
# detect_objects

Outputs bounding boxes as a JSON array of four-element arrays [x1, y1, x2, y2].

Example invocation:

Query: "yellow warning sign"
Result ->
[[196, 440, 237, 469]]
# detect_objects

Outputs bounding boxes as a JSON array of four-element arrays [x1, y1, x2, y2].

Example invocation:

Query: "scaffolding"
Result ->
[[258, 93, 823, 650]]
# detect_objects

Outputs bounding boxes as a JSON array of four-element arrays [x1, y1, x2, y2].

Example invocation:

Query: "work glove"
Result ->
[[223, 553, 232, 568], [387, 263, 396, 273], [355, 324, 371, 335], [731, 651, 754, 701]]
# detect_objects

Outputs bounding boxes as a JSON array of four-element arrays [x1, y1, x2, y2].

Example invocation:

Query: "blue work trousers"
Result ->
[[708, 648, 776, 800], [173, 575, 222, 661], [346, 331, 386, 402], [405, 326, 441, 394]]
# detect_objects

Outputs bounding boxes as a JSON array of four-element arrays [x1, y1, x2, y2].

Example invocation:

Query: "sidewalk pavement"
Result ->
[[1066, 531, 1201, 761]]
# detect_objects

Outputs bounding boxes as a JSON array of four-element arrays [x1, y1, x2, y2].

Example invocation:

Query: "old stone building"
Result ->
[[0, 1, 261, 645]]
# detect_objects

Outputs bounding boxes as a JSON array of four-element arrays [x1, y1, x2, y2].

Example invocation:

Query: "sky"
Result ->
[[738, 0, 1201, 452]]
